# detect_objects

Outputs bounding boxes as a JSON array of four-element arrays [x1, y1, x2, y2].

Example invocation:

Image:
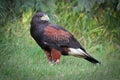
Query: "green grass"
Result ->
[[0, 43, 120, 80]]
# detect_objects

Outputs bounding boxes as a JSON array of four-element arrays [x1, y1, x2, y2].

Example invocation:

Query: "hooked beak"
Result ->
[[41, 15, 50, 21]]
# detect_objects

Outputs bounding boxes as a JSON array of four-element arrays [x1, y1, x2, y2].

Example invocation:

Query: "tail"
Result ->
[[84, 55, 100, 64], [68, 48, 100, 64]]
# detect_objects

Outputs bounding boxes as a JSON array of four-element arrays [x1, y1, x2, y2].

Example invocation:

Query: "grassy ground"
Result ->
[[0, 42, 120, 80]]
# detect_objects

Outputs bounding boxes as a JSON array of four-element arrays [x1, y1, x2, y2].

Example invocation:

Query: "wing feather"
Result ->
[[44, 25, 71, 46], [43, 24, 87, 55]]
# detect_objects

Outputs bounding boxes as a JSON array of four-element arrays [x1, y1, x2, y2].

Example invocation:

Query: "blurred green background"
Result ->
[[0, 0, 120, 80]]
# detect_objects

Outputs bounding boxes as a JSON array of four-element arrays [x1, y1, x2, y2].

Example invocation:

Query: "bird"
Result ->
[[30, 12, 100, 64]]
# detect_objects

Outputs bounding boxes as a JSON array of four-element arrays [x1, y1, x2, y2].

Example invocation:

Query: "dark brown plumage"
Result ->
[[30, 12, 100, 64]]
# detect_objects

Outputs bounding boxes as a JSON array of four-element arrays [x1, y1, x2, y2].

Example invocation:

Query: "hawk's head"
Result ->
[[31, 12, 50, 25]]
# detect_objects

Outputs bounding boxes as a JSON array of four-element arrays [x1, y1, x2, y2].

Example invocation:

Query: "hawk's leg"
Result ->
[[51, 48, 61, 64]]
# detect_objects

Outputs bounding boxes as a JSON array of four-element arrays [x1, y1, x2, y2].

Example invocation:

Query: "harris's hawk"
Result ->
[[30, 12, 100, 64]]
